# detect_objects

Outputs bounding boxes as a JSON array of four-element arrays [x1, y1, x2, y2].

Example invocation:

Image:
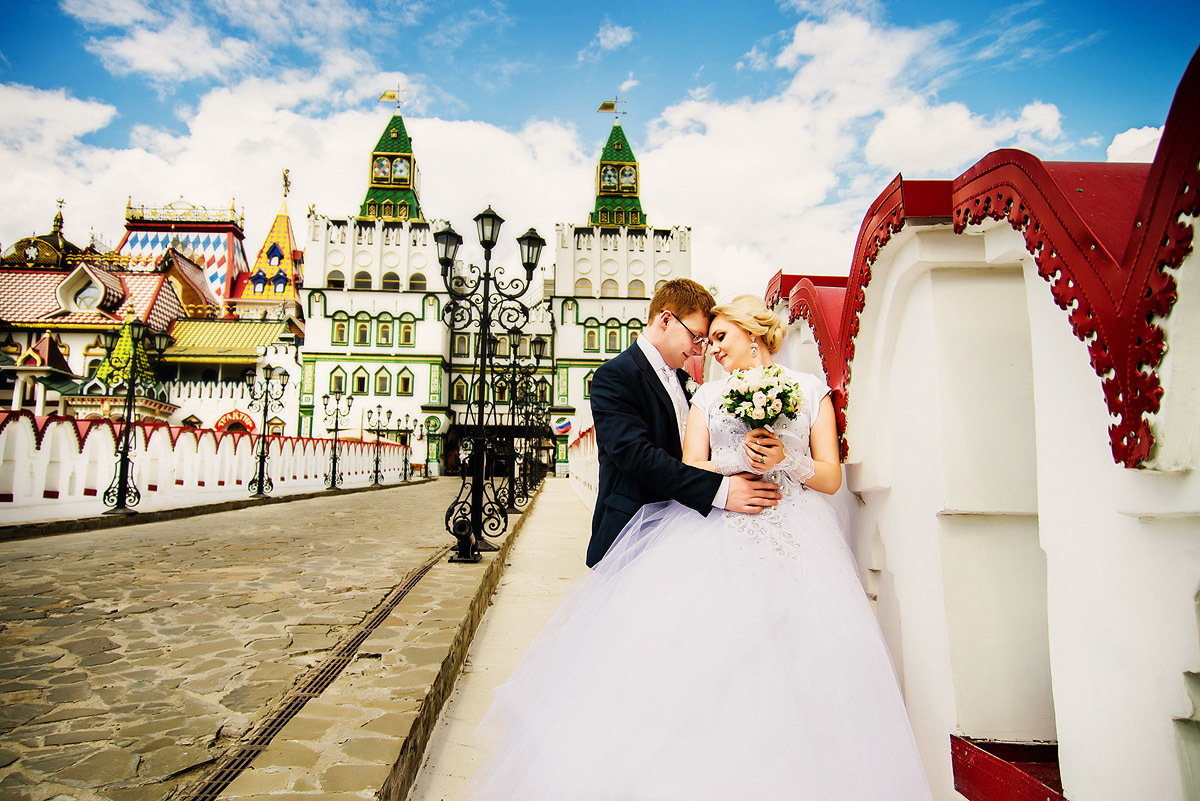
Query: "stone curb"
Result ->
[[378, 491, 539, 801], [0, 478, 436, 544], [215, 486, 542, 798]]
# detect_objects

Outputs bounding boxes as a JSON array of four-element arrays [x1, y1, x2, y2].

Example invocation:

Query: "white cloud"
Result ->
[[578, 19, 634, 63], [737, 44, 770, 72], [619, 73, 638, 93], [864, 98, 1063, 176], [1107, 126, 1162, 163], [86, 16, 255, 82], [60, 0, 161, 27]]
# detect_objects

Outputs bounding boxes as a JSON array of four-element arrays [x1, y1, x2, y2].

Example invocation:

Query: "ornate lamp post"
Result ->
[[366, 405, 392, 486], [322, 391, 353, 490], [396, 413, 416, 482], [435, 206, 545, 563], [243, 365, 289, 499], [96, 317, 172, 514]]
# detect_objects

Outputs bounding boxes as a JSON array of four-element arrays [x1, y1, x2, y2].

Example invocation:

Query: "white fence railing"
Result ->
[[567, 424, 597, 512], [0, 411, 419, 525]]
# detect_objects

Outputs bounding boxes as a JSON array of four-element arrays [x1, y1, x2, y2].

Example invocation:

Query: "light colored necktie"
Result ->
[[661, 366, 688, 444]]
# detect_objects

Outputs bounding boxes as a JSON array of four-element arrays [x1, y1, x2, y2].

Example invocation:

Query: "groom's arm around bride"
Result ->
[[587, 279, 780, 567]]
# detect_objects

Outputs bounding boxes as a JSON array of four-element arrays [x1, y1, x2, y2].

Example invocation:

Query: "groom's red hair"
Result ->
[[648, 278, 716, 322]]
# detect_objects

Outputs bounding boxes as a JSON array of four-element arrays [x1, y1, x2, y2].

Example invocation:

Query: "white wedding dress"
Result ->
[[470, 369, 933, 800]]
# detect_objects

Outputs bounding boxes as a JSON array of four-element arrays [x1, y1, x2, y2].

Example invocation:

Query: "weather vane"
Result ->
[[379, 86, 408, 111], [282, 168, 291, 198], [597, 96, 627, 123]]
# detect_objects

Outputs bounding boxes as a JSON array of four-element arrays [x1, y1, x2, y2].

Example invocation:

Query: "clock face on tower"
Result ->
[[392, 157, 411, 182], [619, 166, 636, 191], [600, 165, 618, 190]]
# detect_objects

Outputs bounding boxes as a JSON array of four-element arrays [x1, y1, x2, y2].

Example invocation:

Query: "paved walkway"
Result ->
[[408, 478, 592, 800], [0, 480, 486, 800]]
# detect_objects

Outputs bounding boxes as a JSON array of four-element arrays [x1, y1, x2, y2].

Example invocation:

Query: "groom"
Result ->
[[587, 279, 781, 567]]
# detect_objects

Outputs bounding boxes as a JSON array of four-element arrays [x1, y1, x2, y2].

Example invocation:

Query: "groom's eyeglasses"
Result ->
[[668, 311, 710, 350]]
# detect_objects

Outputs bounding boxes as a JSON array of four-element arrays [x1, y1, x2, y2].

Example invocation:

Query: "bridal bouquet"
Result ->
[[720, 365, 803, 429]]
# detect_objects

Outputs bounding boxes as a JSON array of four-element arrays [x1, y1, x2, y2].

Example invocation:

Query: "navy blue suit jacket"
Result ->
[[587, 343, 722, 567]]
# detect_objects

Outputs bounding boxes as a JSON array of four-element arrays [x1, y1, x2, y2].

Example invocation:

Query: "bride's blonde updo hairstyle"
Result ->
[[710, 294, 786, 353]]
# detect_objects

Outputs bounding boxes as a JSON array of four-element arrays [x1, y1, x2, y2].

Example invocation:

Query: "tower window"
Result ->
[[353, 271, 371, 290], [378, 321, 393, 345], [629, 279, 645, 298], [400, 323, 415, 346], [409, 273, 427, 291], [355, 321, 370, 345], [575, 278, 592, 297], [382, 272, 401, 291], [332, 319, 349, 345], [601, 279, 619, 298], [327, 270, 345, 290]]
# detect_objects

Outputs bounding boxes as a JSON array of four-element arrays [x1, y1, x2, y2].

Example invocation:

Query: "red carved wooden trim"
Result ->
[[951, 736, 1065, 801], [953, 46, 1200, 467], [788, 178, 953, 458]]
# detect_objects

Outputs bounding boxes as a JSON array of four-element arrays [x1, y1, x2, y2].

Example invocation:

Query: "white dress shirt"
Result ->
[[635, 336, 730, 509]]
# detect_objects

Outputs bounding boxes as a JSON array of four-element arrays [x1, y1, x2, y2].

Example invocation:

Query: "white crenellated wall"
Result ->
[[0, 412, 417, 525]]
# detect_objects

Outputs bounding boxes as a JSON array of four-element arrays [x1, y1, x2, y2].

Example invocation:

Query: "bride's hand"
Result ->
[[744, 428, 784, 472]]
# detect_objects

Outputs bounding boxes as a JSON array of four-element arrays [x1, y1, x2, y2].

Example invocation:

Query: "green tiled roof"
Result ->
[[590, 124, 645, 227], [359, 114, 424, 221], [601, 124, 637, 162], [373, 115, 413, 153]]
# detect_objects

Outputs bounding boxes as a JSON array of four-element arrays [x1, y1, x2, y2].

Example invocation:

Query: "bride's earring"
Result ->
[[750, 338, 759, 360]]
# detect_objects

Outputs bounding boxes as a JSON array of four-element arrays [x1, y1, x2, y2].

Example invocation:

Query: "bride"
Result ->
[[470, 295, 933, 800]]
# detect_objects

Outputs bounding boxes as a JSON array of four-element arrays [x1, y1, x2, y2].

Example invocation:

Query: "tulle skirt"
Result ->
[[470, 486, 933, 800]]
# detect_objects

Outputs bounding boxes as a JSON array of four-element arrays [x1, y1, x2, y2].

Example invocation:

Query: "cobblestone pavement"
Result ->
[[0, 480, 465, 800]]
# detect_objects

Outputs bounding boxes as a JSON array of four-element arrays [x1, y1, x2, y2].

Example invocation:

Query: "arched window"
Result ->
[[575, 278, 593, 297], [453, 334, 470, 357], [584, 321, 599, 352], [354, 320, 370, 346], [628, 322, 642, 346], [327, 270, 345, 290], [601, 279, 619, 298], [655, 280, 667, 292], [606, 325, 620, 351], [353, 271, 372, 290], [409, 273, 427, 291], [377, 318, 393, 346], [628, 279, 645, 298], [382, 272, 401, 291], [375, 370, 391, 395], [584, 370, 595, 398], [332, 316, 349, 345], [399, 322, 415, 346]]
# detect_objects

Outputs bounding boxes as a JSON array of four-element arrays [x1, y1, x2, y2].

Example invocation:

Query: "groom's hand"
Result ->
[[726, 474, 781, 514]]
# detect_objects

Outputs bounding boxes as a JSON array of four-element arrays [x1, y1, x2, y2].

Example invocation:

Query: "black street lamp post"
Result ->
[[322, 391, 353, 489], [97, 317, 172, 515], [366, 405, 392, 486], [396, 413, 416, 482], [244, 365, 290, 499], [435, 206, 545, 563]]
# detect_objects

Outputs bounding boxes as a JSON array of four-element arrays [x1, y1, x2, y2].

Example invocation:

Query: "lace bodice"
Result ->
[[690, 368, 831, 559], [691, 367, 828, 484]]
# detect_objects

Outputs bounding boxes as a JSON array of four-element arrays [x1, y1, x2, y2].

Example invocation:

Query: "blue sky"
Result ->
[[1, 0, 1196, 295]]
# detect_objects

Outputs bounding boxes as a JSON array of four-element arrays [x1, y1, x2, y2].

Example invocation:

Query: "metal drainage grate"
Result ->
[[176, 545, 452, 800]]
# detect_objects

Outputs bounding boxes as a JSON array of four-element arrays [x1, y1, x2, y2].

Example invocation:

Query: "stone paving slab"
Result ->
[[0, 479, 499, 800], [219, 488, 536, 800]]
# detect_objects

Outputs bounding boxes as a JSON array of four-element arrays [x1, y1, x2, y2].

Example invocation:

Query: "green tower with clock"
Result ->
[[359, 114, 424, 222], [589, 123, 646, 228]]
